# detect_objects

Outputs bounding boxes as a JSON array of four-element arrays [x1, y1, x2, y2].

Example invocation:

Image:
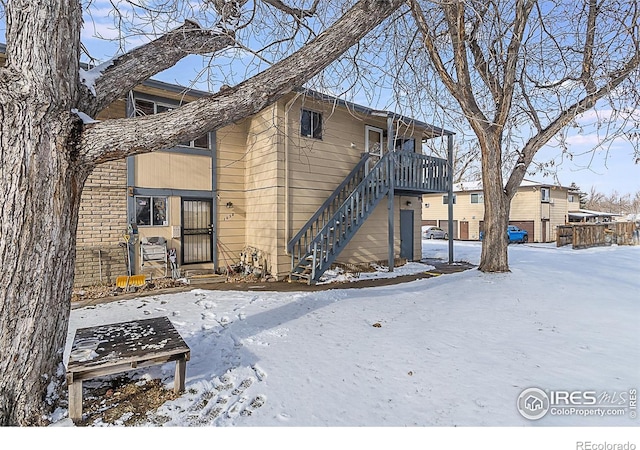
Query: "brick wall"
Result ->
[[74, 160, 129, 287]]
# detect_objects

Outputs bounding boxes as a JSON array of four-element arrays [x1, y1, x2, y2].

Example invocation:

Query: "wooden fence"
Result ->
[[556, 222, 638, 249]]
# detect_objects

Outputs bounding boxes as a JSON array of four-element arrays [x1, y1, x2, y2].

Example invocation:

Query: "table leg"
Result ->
[[174, 357, 186, 394], [68, 380, 83, 421]]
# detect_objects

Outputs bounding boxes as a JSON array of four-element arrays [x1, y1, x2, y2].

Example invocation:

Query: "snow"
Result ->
[[25, 240, 640, 446], [71, 108, 100, 124], [78, 58, 115, 96]]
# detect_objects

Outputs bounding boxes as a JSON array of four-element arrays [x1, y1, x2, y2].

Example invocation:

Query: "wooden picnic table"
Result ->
[[66, 316, 190, 422]]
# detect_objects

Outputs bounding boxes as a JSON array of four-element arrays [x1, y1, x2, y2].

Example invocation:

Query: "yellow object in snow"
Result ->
[[116, 275, 146, 288]]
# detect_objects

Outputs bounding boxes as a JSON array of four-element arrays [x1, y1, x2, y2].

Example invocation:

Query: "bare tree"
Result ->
[[399, 0, 640, 271], [0, 0, 406, 425]]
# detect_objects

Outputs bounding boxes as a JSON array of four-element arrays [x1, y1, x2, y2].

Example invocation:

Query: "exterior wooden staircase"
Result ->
[[288, 150, 449, 284]]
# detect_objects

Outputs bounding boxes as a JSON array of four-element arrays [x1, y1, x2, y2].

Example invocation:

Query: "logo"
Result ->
[[517, 387, 637, 421], [518, 387, 550, 420], [517, 387, 550, 420]]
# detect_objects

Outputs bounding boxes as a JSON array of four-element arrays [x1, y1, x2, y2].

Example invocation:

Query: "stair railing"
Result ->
[[288, 153, 370, 271], [290, 152, 392, 282]]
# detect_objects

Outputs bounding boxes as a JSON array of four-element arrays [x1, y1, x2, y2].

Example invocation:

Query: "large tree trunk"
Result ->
[[478, 131, 511, 273], [0, 0, 85, 425], [0, 111, 87, 426]]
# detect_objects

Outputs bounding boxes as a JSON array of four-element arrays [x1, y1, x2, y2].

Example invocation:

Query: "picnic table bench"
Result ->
[[66, 316, 190, 422]]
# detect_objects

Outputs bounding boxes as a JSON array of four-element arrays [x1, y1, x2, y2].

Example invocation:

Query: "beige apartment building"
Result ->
[[422, 180, 575, 242], [70, 79, 454, 286]]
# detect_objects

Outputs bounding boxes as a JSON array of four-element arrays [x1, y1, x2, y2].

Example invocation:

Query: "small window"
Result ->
[[301, 109, 322, 139], [135, 98, 210, 149], [135, 196, 168, 226], [395, 138, 415, 152], [443, 194, 457, 204], [541, 187, 550, 203], [471, 193, 484, 204], [134, 99, 155, 116], [568, 194, 575, 203]]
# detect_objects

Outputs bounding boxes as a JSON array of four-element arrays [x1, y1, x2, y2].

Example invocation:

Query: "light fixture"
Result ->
[[226, 202, 233, 208], [406, 200, 412, 207]]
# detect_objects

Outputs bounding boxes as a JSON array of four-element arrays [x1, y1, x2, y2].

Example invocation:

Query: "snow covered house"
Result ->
[[421, 180, 574, 242], [2, 43, 454, 286]]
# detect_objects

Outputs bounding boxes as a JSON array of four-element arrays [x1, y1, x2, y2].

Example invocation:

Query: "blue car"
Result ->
[[480, 226, 529, 243], [507, 225, 528, 243]]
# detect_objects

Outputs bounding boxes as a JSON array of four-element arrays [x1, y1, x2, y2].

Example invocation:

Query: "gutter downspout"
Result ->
[[284, 95, 297, 253]]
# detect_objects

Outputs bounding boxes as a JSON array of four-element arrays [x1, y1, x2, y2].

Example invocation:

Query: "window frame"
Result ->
[[470, 193, 484, 204], [301, 109, 323, 140], [540, 187, 550, 203], [134, 98, 210, 150], [443, 194, 457, 204], [135, 196, 169, 227]]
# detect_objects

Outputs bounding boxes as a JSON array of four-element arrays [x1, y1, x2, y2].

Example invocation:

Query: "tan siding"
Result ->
[[243, 105, 283, 276], [135, 153, 211, 190], [216, 122, 249, 263]]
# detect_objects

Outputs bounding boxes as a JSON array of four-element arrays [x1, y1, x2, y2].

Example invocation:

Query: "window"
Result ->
[[443, 194, 457, 204], [134, 98, 210, 149], [471, 193, 484, 204], [301, 109, 322, 139], [541, 187, 550, 202], [135, 196, 168, 226], [395, 138, 415, 152], [568, 194, 575, 203]]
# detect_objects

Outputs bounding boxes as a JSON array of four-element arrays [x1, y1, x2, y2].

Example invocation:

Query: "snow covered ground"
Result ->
[[26, 240, 640, 446]]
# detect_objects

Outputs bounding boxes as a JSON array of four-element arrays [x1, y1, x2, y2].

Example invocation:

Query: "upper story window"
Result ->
[[301, 109, 323, 139], [470, 193, 484, 204], [395, 138, 415, 152], [134, 98, 210, 149], [568, 194, 575, 203], [541, 187, 550, 203], [443, 194, 457, 204]]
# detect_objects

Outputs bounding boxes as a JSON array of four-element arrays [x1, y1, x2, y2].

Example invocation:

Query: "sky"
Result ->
[[1, 1, 638, 196], [9, 238, 636, 448]]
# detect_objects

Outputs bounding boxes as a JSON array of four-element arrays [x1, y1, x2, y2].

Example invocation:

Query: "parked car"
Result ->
[[479, 226, 529, 243], [423, 226, 448, 239], [507, 225, 528, 243]]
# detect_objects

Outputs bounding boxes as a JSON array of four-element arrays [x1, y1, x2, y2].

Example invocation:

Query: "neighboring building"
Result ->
[[568, 209, 622, 223], [422, 180, 573, 242], [1, 44, 454, 286]]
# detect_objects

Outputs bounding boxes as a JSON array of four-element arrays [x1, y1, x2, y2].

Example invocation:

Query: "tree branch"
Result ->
[[76, 21, 236, 117], [580, 0, 599, 95], [260, 0, 320, 18], [79, 0, 406, 165], [505, 46, 640, 196], [409, 0, 490, 134], [494, 0, 535, 129], [467, 5, 501, 102]]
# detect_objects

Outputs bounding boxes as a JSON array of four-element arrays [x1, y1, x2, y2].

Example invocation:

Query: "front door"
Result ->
[[181, 199, 213, 264], [365, 125, 384, 158], [460, 221, 469, 240], [400, 209, 414, 260]]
